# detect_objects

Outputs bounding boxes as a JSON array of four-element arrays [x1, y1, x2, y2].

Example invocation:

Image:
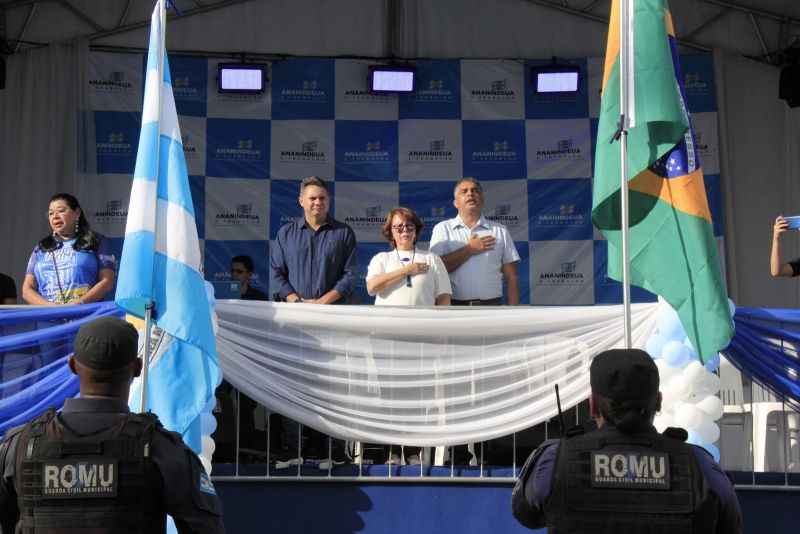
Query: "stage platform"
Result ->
[[213, 465, 800, 533]]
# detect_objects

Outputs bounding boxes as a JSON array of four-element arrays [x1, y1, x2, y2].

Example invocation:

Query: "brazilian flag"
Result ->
[[592, 0, 734, 362]]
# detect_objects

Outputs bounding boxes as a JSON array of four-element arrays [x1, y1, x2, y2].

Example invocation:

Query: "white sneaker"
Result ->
[[274, 455, 303, 469], [319, 450, 351, 470], [318, 457, 346, 470]]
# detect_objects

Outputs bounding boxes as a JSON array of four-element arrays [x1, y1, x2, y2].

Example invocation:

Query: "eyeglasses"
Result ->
[[230, 269, 247, 274], [46, 207, 71, 218], [391, 223, 416, 233]]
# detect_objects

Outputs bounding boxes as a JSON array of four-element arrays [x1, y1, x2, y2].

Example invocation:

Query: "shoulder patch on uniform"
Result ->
[[199, 472, 217, 495], [590, 450, 671, 490]]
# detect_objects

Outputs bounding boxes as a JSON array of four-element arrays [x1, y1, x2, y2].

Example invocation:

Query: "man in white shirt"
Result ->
[[429, 177, 520, 306], [429, 177, 520, 465]]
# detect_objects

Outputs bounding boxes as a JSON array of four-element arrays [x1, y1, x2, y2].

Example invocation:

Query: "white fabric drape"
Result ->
[[0, 42, 91, 284], [216, 302, 659, 446]]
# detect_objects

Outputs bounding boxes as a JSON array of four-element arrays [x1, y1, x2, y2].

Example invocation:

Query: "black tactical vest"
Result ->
[[14, 409, 166, 533], [545, 426, 718, 534]]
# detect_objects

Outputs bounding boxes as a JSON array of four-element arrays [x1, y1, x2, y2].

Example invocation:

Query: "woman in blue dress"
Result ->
[[22, 193, 116, 305]]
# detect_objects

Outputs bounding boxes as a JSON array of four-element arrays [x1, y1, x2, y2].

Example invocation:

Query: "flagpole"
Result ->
[[141, 0, 168, 412], [618, 0, 632, 349]]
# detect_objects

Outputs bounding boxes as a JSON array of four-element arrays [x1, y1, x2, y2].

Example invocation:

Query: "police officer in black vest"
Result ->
[[0, 316, 225, 533], [512, 348, 741, 533]]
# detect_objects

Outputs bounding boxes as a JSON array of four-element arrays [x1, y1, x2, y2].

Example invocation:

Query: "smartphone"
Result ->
[[783, 216, 800, 229]]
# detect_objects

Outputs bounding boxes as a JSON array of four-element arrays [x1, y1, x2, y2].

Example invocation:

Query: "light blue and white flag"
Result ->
[[116, 1, 218, 453]]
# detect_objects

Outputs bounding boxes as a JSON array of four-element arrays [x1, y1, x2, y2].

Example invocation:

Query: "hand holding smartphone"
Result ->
[[782, 216, 800, 229]]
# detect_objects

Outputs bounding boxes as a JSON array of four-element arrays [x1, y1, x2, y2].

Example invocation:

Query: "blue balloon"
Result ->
[[205, 280, 217, 310], [662, 341, 690, 368], [705, 352, 721, 372], [701, 442, 721, 463], [646, 334, 669, 359], [656, 306, 685, 340], [686, 430, 702, 445], [683, 339, 699, 361]]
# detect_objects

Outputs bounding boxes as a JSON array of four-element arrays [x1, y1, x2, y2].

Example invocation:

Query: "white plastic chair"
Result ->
[[719, 357, 751, 470], [719, 356, 800, 472], [750, 384, 800, 472]]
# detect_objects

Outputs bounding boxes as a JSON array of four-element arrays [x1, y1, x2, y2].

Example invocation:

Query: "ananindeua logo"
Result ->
[[537, 203, 583, 227], [181, 135, 198, 157], [344, 141, 390, 163], [536, 138, 582, 161], [343, 85, 389, 102], [408, 139, 453, 163], [97, 132, 133, 154], [487, 203, 519, 226], [281, 79, 327, 102], [214, 203, 261, 226], [539, 260, 585, 285], [411, 79, 453, 102], [89, 71, 133, 93], [94, 199, 128, 223], [345, 206, 383, 228], [471, 140, 517, 163], [41, 459, 118, 498], [172, 76, 200, 100], [684, 72, 709, 95], [280, 140, 326, 162], [470, 79, 516, 102], [216, 139, 261, 160], [421, 206, 448, 229]]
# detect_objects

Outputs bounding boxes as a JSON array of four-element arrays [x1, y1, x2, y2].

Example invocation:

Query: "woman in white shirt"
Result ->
[[366, 207, 452, 466], [367, 207, 451, 306]]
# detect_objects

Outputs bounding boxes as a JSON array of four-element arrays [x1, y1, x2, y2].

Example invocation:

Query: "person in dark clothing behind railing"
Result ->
[[512, 348, 741, 533], [0, 316, 225, 533], [0, 273, 16, 304]]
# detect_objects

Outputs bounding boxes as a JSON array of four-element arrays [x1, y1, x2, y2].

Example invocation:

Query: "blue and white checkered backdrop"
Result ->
[[82, 52, 723, 306]]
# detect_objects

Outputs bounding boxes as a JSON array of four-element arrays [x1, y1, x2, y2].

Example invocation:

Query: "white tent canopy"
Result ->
[[2, 1, 800, 61], [2, 0, 800, 308]]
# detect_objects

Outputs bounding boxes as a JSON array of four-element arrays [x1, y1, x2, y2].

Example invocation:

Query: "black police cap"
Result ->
[[73, 316, 139, 370], [590, 348, 660, 401]]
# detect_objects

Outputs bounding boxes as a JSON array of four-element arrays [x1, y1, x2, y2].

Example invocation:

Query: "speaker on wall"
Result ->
[[779, 63, 800, 108]]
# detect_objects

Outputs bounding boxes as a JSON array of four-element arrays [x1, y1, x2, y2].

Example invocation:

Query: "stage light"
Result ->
[[369, 65, 416, 93], [531, 65, 580, 94], [779, 48, 800, 108], [218, 63, 267, 94]]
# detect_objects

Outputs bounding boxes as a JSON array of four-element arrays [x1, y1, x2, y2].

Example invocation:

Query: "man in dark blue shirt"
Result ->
[[270, 176, 358, 304], [269, 176, 358, 470]]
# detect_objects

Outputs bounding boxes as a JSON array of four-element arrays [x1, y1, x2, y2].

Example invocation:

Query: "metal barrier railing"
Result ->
[[211, 388, 592, 482]]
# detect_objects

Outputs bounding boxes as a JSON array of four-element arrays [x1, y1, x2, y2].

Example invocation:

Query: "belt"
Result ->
[[451, 298, 502, 306]]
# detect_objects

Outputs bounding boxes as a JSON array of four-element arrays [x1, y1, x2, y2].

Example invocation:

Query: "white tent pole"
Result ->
[[618, 0, 632, 349]]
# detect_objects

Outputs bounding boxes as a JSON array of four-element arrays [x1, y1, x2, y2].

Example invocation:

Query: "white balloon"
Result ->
[[695, 418, 721, 443], [655, 358, 680, 381], [682, 360, 706, 384], [695, 395, 724, 420], [201, 435, 216, 457], [654, 413, 677, 433], [200, 455, 213, 476], [695, 372, 721, 396], [669, 375, 694, 401], [660, 388, 678, 411], [675, 402, 702, 429]]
